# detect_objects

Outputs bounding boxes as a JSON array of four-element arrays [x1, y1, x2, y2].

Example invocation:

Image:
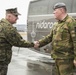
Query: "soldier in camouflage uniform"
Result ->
[[34, 2, 76, 75], [0, 8, 34, 75]]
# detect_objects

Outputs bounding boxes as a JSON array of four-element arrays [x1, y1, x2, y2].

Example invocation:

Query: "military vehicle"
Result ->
[[27, 1, 76, 74], [27, 0, 76, 55]]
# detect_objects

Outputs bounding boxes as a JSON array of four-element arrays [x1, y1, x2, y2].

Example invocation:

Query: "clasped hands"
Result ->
[[34, 41, 40, 48]]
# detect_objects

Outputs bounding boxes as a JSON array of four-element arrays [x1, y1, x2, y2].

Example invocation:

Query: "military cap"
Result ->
[[53, 2, 66, 10], [6, 8, 21, 15]]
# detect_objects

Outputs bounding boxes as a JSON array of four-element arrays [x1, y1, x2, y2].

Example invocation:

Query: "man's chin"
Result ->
[[12, 22, 16, 24]]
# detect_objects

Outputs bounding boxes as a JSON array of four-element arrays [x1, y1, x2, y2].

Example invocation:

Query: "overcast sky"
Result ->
[[0, 0, 34, 24]]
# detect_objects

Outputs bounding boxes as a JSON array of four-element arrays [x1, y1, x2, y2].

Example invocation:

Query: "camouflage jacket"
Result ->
[[39, 15, 76, 59], [0, 18, 34, 63]]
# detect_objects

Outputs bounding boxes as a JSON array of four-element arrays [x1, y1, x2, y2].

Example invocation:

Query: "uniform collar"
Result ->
[[1, 18, 11, 25], [58, 15, 69, 23]]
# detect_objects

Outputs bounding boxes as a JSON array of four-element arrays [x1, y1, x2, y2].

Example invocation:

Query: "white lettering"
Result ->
[[36, 21, 54, 29]]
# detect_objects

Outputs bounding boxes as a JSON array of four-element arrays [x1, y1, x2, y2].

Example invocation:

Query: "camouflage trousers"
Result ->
[[0, 63, 8, 75], [54, 58, 74, 75]]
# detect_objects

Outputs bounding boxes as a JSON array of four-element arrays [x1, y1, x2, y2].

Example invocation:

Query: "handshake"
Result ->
[[34, 41, 40, 48]]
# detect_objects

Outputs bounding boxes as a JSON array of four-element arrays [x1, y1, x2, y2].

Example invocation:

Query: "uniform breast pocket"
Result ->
[[61, 28, 69, 40], [53, 26, 63, 41]]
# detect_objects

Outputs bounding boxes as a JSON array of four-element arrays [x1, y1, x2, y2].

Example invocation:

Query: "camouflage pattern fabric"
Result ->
[[0, 18, 34, 74], [39, 15, 76, 75], [0, 63, 8, 75], [54, 59, 74, 75], [39, 15, 75, 59]]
